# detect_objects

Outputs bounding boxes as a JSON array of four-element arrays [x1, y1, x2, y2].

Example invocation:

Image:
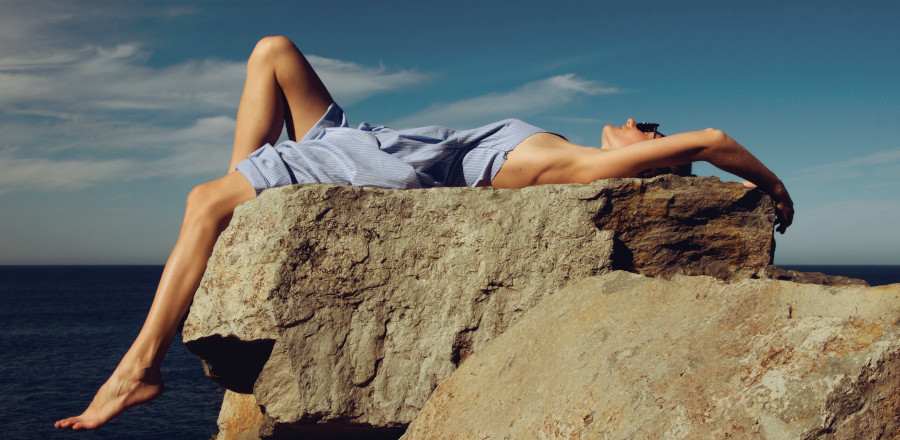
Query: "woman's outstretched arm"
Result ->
[[495, 129, 794, 233], [600, 128, 793, 233]]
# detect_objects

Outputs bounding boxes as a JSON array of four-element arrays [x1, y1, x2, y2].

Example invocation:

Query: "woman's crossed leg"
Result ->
[[55, 36, 330, 430], [54, 173, 254, 430]]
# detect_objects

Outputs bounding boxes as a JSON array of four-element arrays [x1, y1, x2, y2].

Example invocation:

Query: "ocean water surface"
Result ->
[[780, 264, 900, 287], [0, 266, 222, 440], [1, 265, 897, 439]]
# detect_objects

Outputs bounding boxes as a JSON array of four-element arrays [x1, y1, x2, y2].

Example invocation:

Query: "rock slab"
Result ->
[[182, 176, 776, 437], [402, 272, 900, 439]]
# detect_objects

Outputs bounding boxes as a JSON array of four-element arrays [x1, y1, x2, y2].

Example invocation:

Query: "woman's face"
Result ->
[[600, 118, 657, 150]]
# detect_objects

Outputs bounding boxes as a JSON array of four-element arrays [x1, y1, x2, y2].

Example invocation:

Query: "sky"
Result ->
[[0, 0, 898, 265]]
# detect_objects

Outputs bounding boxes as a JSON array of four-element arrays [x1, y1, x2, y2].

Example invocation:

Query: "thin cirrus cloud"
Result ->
[[0, 44, 245, 115], [390, 73, 623, 129], [0, 45, 428, 116], [307, 55, 430, 106], [0, 44, 430, 193], [0, 154, 139, 193], [0, 0, 201, 58], [790, 148, 900, 183], [0, 115, 236, 194]]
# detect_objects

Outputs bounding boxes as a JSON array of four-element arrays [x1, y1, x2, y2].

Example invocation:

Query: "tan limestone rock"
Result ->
[[216, 391, 264, 440], [402, 272, 900, 440], [182, 176, 778, 437]]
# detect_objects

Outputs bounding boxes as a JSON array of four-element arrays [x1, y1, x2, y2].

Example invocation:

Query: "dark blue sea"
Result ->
[[779, 265, 900, 286], [1, 265, 898, 439], [0, 266, 222, 440]]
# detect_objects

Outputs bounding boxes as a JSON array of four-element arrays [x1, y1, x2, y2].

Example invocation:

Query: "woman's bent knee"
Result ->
[[184, 181, 236, 224], [185, 183, 216, 220], [185, 174, 254, 223], [250, 36, 298, 63]]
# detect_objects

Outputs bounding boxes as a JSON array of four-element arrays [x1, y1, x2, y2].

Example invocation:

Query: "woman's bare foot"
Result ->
[[54, 365, 164, 430]]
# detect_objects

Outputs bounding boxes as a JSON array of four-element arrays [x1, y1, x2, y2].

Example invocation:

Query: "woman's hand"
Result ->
[[770, 183, 794, 234], [742, 181, 793, 233], [697, 130, 794, 233]]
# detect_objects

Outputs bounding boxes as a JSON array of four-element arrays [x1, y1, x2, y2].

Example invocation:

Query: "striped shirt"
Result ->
[[236, 103, 546, 195]]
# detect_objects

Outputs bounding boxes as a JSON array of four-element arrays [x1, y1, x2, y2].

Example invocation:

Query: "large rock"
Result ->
[[402, 272, 900, 439], [182, 176, 776, 437]]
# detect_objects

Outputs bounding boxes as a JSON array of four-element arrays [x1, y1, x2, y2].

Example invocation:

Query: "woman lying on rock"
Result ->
[[55, 36, 794, 430]]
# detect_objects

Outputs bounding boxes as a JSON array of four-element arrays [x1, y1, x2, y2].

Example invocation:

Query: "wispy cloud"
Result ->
[[0, 44, 244, 115], [0, 154, 139, 194], [0, 0, 202, 59], [791, 148, 900, 182], [391, 74, 622, 128], [0, 115, 235, 193], [0, 45, 429, 115], [0, 1, 77, 57], [0, 41, 429, 192], [307, 55, 430, 105]]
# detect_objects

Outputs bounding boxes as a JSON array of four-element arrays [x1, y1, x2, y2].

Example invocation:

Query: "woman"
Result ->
[[55, 36, 793, 430]]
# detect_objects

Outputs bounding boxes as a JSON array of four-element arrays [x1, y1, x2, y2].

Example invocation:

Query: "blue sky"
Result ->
[[0, 0, 898, 265]]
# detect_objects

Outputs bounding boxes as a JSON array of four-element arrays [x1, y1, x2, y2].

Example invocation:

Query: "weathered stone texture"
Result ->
[[591, 177, 775, 280], [183, 176, 777, 437], [216, 391, 265, 440], [402, 272, 900, 440]]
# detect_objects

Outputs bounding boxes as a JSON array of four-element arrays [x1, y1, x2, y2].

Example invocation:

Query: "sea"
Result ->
[[1, 265, 898, 440]]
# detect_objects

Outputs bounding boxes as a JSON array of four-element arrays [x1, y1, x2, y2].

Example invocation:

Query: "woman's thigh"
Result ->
[[271, 42, 333, 139], [230, 37, 333, 171]]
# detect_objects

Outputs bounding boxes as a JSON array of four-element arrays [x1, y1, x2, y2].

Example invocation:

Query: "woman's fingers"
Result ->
[[774, 197, 794, 234]]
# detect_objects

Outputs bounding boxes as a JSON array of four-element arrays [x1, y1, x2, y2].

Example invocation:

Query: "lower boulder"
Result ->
[[402, 272, 900, 439]]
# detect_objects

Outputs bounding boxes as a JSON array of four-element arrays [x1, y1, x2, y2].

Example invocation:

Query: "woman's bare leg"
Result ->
[[55, 36, 335, 429], [55, 173, 255, 430], [229, 36, 333, 172]]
